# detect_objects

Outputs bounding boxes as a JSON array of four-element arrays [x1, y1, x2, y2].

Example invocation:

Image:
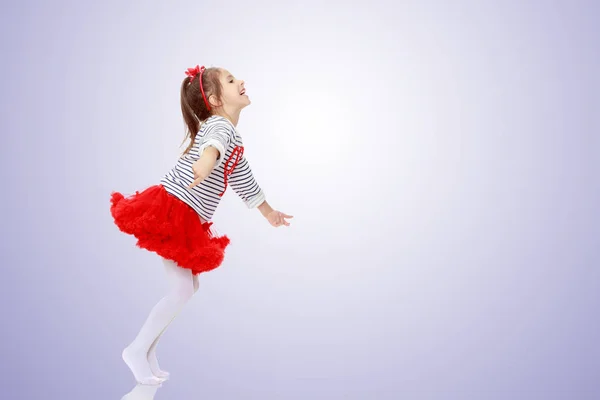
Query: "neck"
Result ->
[[214, 107, 241, 127]]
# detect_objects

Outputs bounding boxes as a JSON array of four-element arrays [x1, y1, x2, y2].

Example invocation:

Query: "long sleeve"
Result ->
[[227, 155, 266, 208], [196, 121, 234, 168]]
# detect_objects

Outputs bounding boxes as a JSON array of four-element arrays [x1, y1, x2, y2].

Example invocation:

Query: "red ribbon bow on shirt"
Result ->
[[219, 146, 244, 197]]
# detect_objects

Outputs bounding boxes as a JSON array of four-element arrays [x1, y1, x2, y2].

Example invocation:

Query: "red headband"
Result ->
[[185, 65, 211, 111]]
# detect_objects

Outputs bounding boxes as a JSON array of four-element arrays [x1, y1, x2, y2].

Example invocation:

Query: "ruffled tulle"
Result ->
[[110, 185, 230, 275]]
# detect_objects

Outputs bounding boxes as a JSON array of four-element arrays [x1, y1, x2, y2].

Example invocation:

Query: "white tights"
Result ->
[[122, 258, 199, 385]]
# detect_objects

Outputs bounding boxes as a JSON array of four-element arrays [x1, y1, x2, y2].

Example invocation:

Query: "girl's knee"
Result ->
[[175, 283, 195, 302]]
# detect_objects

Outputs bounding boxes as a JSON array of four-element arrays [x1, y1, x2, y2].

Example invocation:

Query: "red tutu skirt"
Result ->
[[110, 184, 230, 275]]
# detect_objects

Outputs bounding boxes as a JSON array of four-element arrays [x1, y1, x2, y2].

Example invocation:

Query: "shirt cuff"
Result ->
[[245, 189, 266, 209]]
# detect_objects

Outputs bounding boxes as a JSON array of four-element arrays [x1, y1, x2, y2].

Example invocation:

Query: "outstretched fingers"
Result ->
[[188, 177, 203, 189], [280, 212, 293, 227]]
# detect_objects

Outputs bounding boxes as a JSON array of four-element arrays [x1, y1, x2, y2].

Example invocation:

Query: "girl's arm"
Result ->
[[188, 146, 219, 188], [227, 160, 292, 227], [257, 200, 274, 217], [188, 121, 233, 188]]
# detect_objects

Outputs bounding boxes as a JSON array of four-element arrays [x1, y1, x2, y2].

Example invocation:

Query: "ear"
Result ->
[[208, 94, 221, 108]]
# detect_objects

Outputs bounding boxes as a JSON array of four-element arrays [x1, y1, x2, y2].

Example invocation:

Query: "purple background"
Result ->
[[1, 0, 599, 399]]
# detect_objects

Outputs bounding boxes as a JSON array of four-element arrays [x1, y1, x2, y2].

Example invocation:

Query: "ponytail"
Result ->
[[180, 77, 200, 154]]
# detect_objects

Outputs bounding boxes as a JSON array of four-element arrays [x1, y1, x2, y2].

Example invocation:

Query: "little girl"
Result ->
[[110, 65, 292, 385]]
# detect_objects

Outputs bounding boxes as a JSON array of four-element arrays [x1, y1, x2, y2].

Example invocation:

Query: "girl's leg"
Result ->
[[147, 265, 201, 378], [122, 258, 196, 384], [193, 273, 200, 292]]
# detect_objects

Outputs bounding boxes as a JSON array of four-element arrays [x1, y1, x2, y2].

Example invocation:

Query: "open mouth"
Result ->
[[240, 89, 246, 95]]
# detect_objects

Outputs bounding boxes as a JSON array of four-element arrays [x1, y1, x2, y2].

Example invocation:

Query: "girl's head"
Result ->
[[180, 65, 250, 152]]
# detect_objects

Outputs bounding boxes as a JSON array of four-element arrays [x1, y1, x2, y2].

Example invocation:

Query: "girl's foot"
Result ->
[[121, 382, 162, 400], [122, 346, 165, 385], [148, 348, 170, 380]]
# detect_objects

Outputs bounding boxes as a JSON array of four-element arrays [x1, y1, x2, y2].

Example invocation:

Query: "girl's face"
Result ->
[[213, 69, 250, 111]]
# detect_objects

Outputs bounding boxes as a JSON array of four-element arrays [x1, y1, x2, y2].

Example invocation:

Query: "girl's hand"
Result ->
[[267, 210, 293, 227], [188, 161, 205, 188]]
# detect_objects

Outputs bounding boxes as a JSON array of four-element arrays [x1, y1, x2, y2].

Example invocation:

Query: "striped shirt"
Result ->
[[160, 115, 265, 221]]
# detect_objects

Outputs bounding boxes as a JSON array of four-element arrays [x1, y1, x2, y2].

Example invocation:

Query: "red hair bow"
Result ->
[[185, 65, 201, 80]]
